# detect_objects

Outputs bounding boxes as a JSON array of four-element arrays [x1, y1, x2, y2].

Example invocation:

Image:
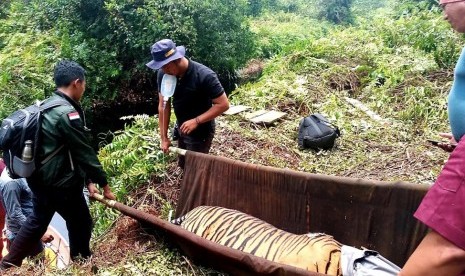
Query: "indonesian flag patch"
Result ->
[[68, 112, 80, 121]]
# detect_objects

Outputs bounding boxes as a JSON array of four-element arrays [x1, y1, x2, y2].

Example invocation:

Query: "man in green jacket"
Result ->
[[0, 60, 115, 269]]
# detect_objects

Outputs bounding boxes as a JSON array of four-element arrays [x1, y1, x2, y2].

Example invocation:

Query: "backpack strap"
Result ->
[[39, 99, 71, 111], [18, 109, 32, 148], [312, 113, 341, 137], [17, 99, 69, 146], [40, 145, 64, 165], [306, 116, 323, 136], [37, 99, 72, 167], [312, 113, 330, 124]]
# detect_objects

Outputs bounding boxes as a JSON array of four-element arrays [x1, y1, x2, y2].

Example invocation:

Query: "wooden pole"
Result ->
[[169, 146, 187, 156], [92, 193, 117, 207]]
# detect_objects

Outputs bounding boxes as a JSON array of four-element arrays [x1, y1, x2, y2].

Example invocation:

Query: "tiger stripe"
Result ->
[[174, 206, 342, 276]]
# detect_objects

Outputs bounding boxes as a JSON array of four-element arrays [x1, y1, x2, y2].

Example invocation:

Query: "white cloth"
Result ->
[[341, 245, 401, 276]]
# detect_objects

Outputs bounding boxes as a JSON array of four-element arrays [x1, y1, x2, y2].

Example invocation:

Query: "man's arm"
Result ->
[[196, 92, 229, 124], [158, 93, 172, 153], [179, 92, 229, 135], [400, 230, 465, 276]]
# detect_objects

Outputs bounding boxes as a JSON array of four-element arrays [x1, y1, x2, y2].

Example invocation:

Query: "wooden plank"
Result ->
[[249, 110, 286, 124], [223, 105, 251, 115], [244, 110, 268, 120]]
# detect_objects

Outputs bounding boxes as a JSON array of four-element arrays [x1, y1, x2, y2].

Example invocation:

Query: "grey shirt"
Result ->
[[0, 170, 33, 239]]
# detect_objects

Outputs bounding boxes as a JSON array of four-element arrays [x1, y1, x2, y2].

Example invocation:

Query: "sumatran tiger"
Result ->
[[172, 206, 342, 276]]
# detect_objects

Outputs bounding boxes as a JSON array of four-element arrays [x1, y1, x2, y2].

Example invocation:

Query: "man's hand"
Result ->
[[439, 132, 457, 144], [88, 183, 116, 200], [160, 138, 171, 153], [437, 133, 457, 153], [102, 185, 116, 200], [41, 231, 54, 243], [87, 183, 100, 198], [179, 118, 199, 135]]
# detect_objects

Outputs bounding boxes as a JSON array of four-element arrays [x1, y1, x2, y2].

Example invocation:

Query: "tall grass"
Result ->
[[235, 5, 462, 134]]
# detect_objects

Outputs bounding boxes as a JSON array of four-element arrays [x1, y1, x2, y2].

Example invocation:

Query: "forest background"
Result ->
[[0, 0, 464, 274]]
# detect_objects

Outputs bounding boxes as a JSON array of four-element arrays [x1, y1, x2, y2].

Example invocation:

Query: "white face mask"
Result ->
[[160, 74, 177, 107]]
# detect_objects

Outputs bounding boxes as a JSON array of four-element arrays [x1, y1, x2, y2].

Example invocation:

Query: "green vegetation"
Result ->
[[234, 5, 461, 133], [0, 20, 59, 117], [1, 0, 465, 274], [0, 0, 255, 113], [92, 115, 174, 236], [250, 12, 331, 58], [229, 2, 462, 185]]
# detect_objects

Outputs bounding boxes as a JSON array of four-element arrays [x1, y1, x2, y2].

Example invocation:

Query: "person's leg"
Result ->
[[188, 132, 214, 154], [56, 192, 92, 261], [5, 237, 11, 252], [177, 132, 214, 168], [177, 133, 187, 168], [0, 195, 54, 268], [27, 240, 44, 258], [5, 237, 42, 258]]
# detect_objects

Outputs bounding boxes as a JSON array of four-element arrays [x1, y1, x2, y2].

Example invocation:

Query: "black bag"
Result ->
[[298, 113, 340, 150], [0, 99, 69, 178]]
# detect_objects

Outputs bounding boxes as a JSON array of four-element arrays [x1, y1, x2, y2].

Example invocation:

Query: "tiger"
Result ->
[[172, 205, 342, 276]]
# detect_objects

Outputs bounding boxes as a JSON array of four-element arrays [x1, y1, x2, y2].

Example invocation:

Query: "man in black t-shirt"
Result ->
[[146, 39, 230, 167]]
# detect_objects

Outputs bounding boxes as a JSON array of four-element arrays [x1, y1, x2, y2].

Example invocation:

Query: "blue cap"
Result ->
[[146, 39, 186, 70]]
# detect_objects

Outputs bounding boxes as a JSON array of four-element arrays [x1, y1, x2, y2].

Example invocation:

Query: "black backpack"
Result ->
[[298, 114, 340, 150], [0, 99, 69, 178]]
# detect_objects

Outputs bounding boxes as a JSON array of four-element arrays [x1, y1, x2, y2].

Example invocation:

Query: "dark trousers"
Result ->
[[6, 237, 43, 258], [177, 132, 214, 168], [1, 188, 92, 267]]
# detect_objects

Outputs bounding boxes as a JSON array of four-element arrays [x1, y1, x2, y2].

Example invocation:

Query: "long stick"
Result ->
[[92, 193, 117, 207], [91, 194, 173, 228], [345, 97, 389, 124]]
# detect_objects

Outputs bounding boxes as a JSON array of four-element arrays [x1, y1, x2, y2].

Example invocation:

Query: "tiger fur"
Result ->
[[172, 205, 342, 276]]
